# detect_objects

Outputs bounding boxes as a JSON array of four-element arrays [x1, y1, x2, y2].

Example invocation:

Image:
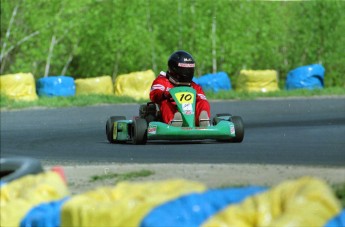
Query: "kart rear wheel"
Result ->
[[132, 118, 147, 145], [106, 116, 126, 143], [231, 116, 244, 143]]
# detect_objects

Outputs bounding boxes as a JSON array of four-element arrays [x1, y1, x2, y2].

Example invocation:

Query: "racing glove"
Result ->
[[163, 90, 172, 100], [163, 90, 175, 103]]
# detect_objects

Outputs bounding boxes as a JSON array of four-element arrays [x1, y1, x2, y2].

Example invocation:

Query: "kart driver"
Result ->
[[150, 50, 211, 127]]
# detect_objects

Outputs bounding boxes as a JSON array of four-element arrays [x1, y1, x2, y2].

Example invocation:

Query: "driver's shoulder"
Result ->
[[191, 81, 202, 89]]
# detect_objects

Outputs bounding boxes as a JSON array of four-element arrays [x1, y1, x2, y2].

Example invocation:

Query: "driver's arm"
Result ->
[[192, 82, 208, 102], [150, 77, 170, 104]]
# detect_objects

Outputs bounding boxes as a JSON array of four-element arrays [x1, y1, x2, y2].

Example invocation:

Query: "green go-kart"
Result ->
[[105, 86, 244, 145]]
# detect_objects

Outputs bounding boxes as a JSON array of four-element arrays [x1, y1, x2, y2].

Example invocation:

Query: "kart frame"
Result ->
[[106, 86, 244, 145]]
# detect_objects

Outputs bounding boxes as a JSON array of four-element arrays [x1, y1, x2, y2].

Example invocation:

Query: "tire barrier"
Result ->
[[203, 177, 342, 227], [0, 156, 44, 184], [193, 72, 232, 93], [1, 171, 344, 227], [0, 65, 325, 102], [325, 210, 345, 227], [75, 76, 114, 95], [286, 64, 325, 90], [0, 73, 38, 101], [36, 76, 75, 97], [236, 70, 280, 93], [0, 170, 69, 227], [114, 70, 155, 101]]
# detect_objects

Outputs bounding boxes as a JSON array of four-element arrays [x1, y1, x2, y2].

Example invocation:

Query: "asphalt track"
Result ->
[[1, 97, 345, 166]]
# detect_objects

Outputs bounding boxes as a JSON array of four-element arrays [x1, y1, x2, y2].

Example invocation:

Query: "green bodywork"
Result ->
[[112, 120, 132, 141], [112, 86, 237, 142], [147, 121, 235, 140]]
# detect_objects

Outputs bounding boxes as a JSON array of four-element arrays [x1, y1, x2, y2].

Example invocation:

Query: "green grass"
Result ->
[[90, 169, 155, 183], [1, 87, 344, 110], [205, 87, 345, 100], [0, 93, 145, 110]]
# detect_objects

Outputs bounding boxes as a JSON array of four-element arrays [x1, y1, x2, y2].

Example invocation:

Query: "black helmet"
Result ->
[[167, 50, 195, 86]]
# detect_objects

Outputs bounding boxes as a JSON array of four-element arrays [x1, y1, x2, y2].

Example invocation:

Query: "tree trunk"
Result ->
[[44, 35, 56, 77]]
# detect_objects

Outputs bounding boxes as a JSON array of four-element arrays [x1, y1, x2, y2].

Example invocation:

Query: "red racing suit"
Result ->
[[150, 71, 211, 126]]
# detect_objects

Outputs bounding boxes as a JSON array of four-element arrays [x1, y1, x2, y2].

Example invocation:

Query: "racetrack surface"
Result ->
[[1, 97, 345, 167]]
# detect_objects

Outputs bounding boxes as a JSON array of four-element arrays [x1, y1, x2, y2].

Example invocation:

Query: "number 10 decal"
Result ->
[[175, 92, 194, 104], [180, 93, 192, 102]]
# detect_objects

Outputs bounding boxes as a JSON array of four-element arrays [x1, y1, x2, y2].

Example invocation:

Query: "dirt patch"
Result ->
[[45, 163, 345, 195]]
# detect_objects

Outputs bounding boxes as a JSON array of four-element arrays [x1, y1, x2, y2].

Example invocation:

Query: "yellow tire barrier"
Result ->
[[0, 73, 38, 101], [61, 179, 205, 226], [0, 171, 68, 227], [75, 76, 113, 95], [1, 171, 343, 227], [236, 70, 279, 92], [114, 70, 155, 101], [203, 177, 341, 227]]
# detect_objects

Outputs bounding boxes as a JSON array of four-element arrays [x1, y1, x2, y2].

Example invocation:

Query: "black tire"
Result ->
[[231, 116, 244, 143], [106, 116, 126, 143], [0, 157, 43, 183], [132, 118, 148, 145], [139, 104, 147, 118]]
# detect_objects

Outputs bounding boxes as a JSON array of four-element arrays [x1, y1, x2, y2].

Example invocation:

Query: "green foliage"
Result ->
[[1, 0, 344, 86]]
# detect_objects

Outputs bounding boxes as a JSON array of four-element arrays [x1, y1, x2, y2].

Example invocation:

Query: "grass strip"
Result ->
[[90, 169, 155, 183], [1, 87, 344, 110]]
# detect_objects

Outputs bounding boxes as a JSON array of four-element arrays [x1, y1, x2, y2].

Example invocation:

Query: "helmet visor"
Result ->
[[169, 68, 194, 85]]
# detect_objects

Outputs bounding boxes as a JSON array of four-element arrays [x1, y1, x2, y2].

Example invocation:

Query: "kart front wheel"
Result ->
[[106, 116, 126, 143], [132, 118, 147, 145], [231, 116, 244, 143]]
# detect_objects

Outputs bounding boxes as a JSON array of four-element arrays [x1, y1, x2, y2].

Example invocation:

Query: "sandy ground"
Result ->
[[45, 163, 345, 194]]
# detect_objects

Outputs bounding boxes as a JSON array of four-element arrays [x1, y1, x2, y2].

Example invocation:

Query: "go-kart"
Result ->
[[105, 86, 244, 145]]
